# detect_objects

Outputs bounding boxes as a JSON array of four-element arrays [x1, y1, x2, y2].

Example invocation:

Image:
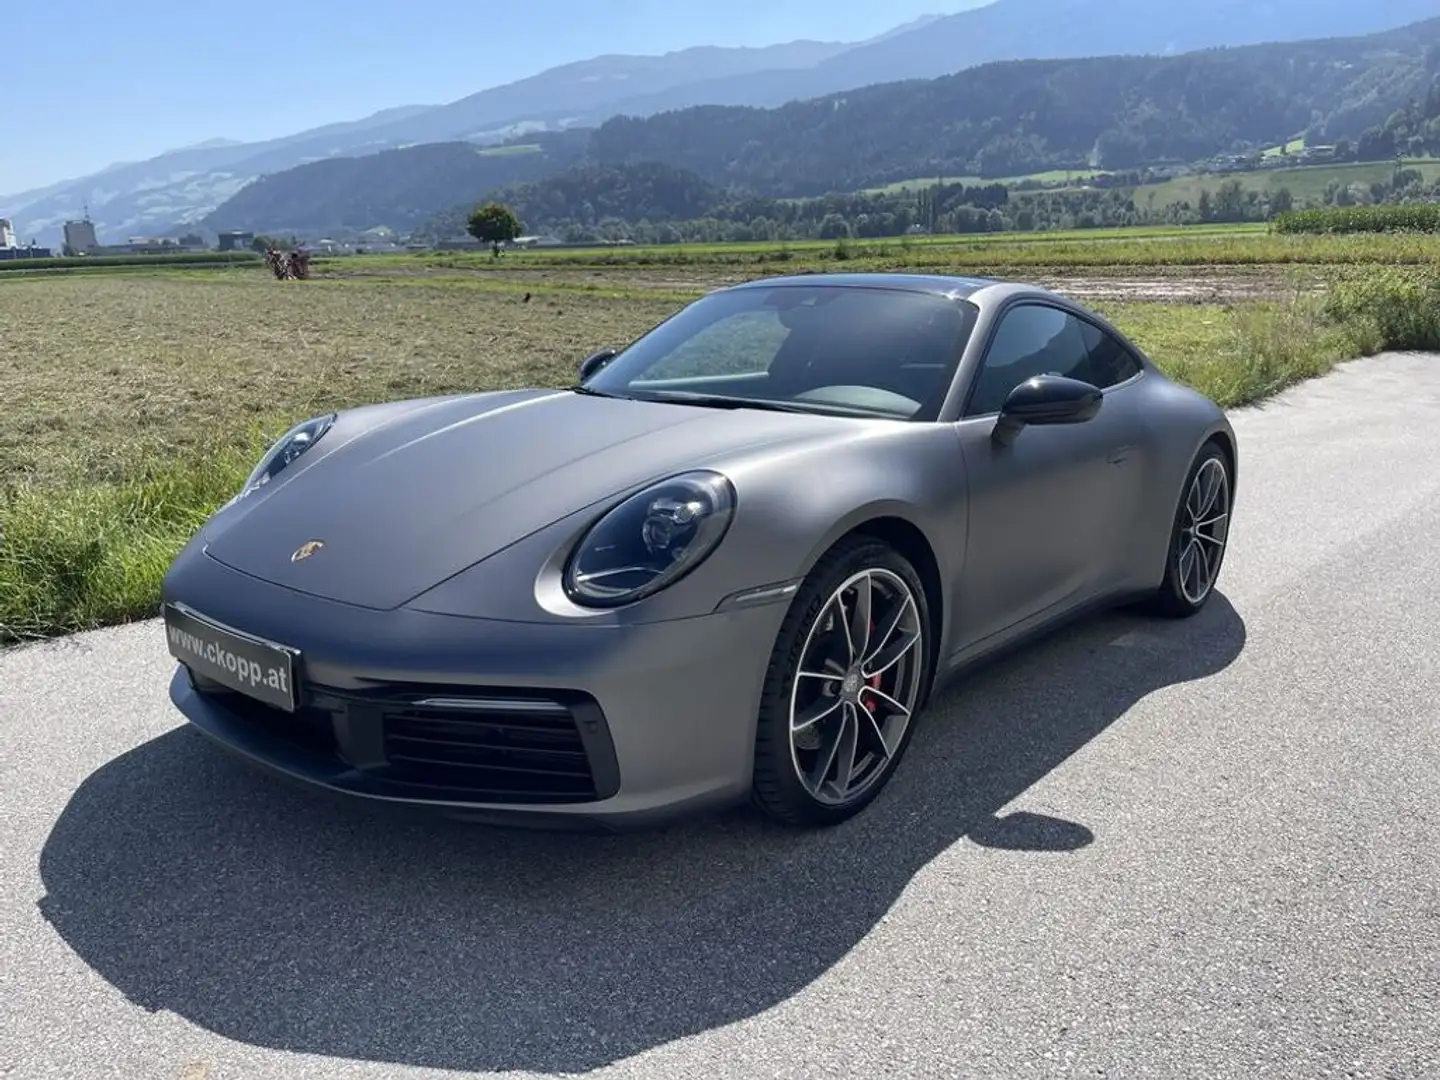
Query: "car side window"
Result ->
[[1077, 318, 1142, 389], [965, 304, 1091, 416]]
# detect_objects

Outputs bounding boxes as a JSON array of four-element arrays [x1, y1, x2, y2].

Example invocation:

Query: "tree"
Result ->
[[1356, 126, 1396, 162], [817, 213, 850, 239], [467, 202, 522, 256], [1212, 179, 1246, 222]]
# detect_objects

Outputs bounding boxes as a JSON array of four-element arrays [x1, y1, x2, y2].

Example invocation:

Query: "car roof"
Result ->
[[721, 271, 1063, 305]]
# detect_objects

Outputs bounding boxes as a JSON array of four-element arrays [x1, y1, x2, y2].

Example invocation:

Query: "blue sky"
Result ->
[[2, 0, 979, 196]]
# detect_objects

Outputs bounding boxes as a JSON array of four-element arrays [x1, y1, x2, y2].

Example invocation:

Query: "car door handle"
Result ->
[[1106, 445, 1133, 465]]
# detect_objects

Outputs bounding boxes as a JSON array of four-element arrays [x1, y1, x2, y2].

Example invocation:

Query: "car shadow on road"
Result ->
[[37, 593, 1244, 1074]]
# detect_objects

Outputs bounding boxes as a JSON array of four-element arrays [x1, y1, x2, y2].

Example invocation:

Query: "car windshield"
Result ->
[[581, 283, 978, 420]]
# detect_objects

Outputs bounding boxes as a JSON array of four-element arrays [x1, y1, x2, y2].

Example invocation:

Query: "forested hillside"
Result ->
[[201, 133, 589, 234], [589, 21, 1440, 194], [205, 18, 1440, 235]]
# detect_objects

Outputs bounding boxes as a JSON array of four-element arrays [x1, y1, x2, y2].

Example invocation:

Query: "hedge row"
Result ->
[[0, 251, 262, 272], [1272, 204, 1440, 235]]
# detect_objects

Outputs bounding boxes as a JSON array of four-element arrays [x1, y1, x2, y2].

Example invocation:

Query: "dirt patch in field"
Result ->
[[1032, 268, 1312, 304]]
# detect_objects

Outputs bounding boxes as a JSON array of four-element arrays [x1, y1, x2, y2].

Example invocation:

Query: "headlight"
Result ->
[[236, 413, 335, 500], [564, 470, 736, 607]]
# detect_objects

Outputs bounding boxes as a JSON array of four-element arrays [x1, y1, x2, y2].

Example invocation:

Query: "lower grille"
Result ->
[[187, 669, 618, 805], [382, 697, 600, 802]]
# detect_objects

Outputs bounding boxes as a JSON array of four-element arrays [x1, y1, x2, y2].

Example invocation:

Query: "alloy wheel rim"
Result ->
[[788, 568, 925, 806], [1177, 457, 1230, 605]]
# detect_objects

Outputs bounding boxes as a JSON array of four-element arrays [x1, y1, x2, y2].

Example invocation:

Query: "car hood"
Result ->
[[202, 388, 850, 610]]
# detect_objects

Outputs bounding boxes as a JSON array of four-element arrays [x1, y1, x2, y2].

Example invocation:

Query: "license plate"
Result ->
[[163, 603, 300, 712]]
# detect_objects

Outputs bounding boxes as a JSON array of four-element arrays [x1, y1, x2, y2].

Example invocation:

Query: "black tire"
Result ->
[[750, 535, 934, 827], [1142, 440, 1232, 619]]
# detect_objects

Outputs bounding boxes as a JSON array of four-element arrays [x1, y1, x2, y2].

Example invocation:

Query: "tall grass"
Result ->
[[1320, 266, 1440, 353], [1174, 292, 1354, 408], [0, 447, 253, 642], [1176, 268, 1440, 415]]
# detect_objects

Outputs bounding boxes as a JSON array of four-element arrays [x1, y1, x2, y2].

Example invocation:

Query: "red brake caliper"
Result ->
[[863, 619, 881, 712]]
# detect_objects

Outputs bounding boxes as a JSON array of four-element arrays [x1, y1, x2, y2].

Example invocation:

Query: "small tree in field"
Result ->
[[468, 202, 522, 256]]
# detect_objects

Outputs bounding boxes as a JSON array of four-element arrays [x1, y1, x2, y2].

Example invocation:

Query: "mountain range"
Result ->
[[3, 0, 1436, 246], [0, 17, 944, 246]]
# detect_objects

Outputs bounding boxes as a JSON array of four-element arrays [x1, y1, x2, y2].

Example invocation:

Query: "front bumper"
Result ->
[[163, 552, 790, 830]]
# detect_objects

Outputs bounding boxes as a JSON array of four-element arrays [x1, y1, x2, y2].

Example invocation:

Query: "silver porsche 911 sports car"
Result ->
[[161, 272, 1237, 830]]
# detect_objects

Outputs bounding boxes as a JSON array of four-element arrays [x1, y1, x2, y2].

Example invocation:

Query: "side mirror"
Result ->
[[991, 374, 1102, 447], [578, 348, 619, 383]]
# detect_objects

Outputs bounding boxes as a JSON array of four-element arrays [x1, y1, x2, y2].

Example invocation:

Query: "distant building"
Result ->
[[63, 218, 98, 255], [307, 228, 409, 255], [86, 235, 209, 256], [0, 244, 54, 260], [0, 218, 15, 248], [433, 236, 484, 251], [509, 234, 563, 249], [431, 234, 621, 252], [216, 230, 254, 252]]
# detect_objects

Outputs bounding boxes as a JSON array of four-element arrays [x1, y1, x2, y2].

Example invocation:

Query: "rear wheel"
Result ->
[[1145, 441, 1232, 618], [751, 537, 932, 826]]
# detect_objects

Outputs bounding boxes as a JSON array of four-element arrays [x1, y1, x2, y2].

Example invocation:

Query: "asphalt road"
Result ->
[[4, 352, 1439, 1080]]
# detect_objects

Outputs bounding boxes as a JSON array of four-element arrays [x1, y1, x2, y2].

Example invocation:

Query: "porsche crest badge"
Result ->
[[291, 540, 325, 563]]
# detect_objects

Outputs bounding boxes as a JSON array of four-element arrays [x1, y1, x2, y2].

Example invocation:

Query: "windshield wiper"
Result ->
[[570, 384, 631, 399], [636, 390, 817, 414]]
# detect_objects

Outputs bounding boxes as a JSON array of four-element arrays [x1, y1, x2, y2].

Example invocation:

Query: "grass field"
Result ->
[[860, 156, 1440, 204], [1261, 138, 1307, 159], [865, 168, 1112, 193], [477, 143, 543, 157], [2, 232, 1437, 642], [1135, 159, 1440, 207], [391, 225, 1439, 273], [0, 274, 680, 488]]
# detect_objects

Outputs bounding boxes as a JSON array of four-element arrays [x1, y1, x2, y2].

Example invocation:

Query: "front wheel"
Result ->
[[750, 537, 932, 826], [1144, 441, 1232, 618]]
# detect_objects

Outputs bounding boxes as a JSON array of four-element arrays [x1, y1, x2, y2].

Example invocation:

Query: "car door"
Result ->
[[949, 301, 1144, 652]]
